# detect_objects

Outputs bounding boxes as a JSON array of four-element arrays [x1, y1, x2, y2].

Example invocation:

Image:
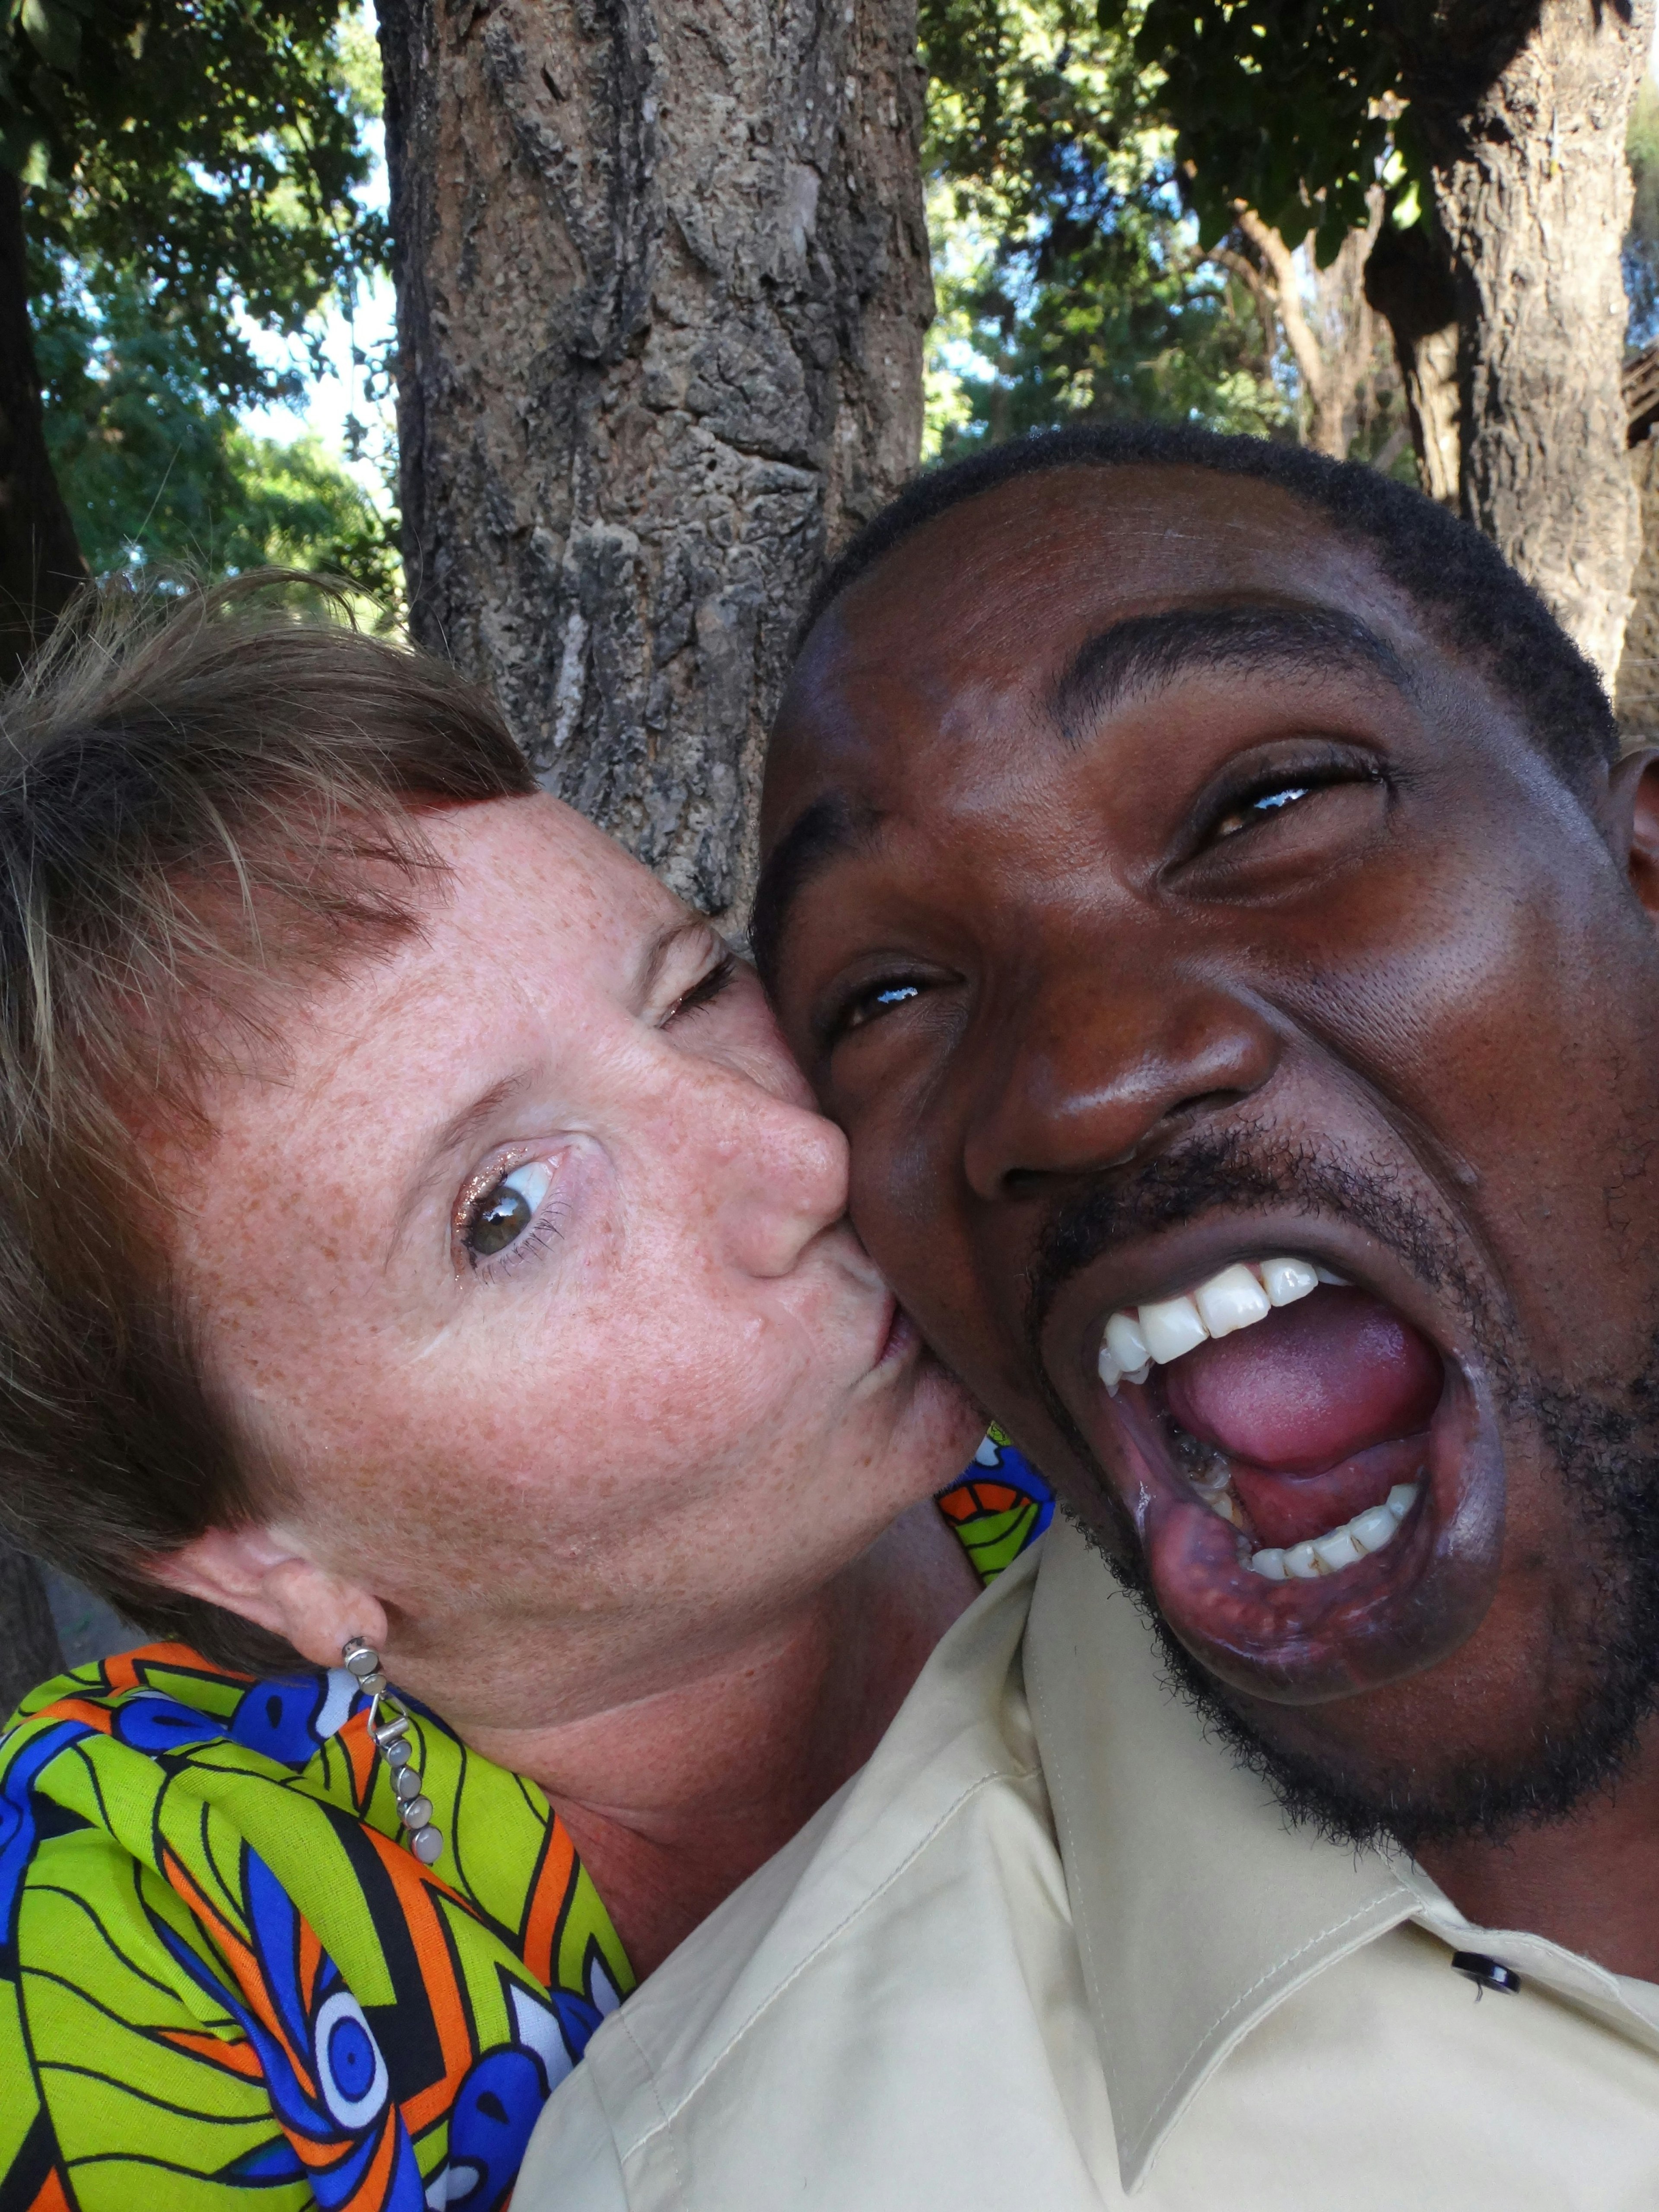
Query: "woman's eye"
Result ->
[[465, 1160, 553, 1259], [667, 950, 737, 1023], [1212, 781, 1313, 840]]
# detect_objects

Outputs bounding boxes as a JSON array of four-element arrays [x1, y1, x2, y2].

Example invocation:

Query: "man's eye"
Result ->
[[1211, 781, 1313, 840], [464, 1160, 553, 1260], [843, 980, 922, 1034]]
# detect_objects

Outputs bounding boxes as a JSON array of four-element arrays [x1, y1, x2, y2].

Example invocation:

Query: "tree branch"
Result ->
[[1205, 244, 1282, 362], [1234, 203, 1328, 418]]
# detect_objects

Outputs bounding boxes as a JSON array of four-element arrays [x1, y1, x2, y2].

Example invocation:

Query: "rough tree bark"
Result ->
[[1381, 0, 1653, 684], [0, 1539, 62, 1719], [380, 0, 932, 925], [0, 172, 86, 683]]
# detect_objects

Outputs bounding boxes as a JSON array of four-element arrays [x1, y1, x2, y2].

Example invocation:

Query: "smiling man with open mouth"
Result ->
[[521, 424, 1659, 2209]]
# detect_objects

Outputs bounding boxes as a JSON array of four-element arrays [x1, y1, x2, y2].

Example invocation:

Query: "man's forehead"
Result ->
[[769, 465, 1426, 792], [828, 464, 1402, 659]]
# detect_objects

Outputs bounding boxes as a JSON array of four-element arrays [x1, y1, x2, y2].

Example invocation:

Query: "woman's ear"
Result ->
[[1610, 747, 1659, 922], [147, 1524, 388, 1670]]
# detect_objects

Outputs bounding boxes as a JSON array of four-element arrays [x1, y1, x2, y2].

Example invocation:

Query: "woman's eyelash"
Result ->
[[467, 1209, 566, 1282], [667, 950, 736, 1021], [454, 1158, 566, 1280]]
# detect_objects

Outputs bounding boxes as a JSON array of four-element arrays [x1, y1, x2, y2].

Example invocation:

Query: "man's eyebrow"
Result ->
[[751, 795, 884, 988], [750, 605, 1407, 981], [1050, 603, 1411, 743]]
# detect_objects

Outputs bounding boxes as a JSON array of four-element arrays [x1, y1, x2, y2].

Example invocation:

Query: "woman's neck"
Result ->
[[473, 1501, 980, 1978]]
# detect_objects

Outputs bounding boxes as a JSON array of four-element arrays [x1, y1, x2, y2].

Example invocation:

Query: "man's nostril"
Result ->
[[959, 979, 1280, 1201]]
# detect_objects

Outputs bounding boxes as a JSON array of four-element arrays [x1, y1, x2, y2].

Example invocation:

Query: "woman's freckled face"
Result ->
[[167, 795, 979, 1726]]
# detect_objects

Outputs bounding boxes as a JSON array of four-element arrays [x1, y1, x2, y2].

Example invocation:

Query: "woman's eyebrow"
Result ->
[[635, 914, 718, 1002], [386, 1068, 535, 1263], [423, 1071, 534, 1173]]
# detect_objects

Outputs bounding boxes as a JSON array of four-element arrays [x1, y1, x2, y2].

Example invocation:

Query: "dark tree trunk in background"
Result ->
[[0, 1539, 62, 1719], [1363, 212, 1460, 504], [0, 172, 86, 683], [380, 0, 932, 925], [1379, 0, 1653, 686]]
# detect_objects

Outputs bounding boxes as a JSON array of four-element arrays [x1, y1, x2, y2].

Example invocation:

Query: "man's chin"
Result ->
[[1072, 1413, 1659, 1864]]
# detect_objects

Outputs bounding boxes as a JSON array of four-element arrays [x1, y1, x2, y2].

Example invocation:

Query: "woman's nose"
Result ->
[[960, 968, 1280, 1200], [712, 1081, 853, 1278]]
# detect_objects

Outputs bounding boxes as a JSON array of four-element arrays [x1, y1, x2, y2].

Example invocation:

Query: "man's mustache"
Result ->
[[1023, 1122, 1474, 1352]]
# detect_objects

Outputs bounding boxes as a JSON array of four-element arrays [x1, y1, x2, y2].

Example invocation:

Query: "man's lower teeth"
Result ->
[[1243, 1482, 1420, 1580]]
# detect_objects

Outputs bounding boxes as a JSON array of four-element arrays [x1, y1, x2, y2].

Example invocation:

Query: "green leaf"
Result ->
[[21, 0, 82, 75], [0, 112, 48, 179]]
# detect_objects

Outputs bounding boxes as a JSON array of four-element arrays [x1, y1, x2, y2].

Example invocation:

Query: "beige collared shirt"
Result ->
[[518, 1519, 1659, 2209]]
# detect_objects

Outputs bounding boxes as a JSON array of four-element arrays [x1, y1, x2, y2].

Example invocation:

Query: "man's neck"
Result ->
[[477, 1501, 981, 1978], [1416, 1715, 1659, 1983]]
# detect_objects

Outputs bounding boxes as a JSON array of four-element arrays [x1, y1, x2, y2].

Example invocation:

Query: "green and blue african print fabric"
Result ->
[[0, 1646, 629, 2211], [0, 1438, 1052, 2211], [934, 1426, 1054, 1586]]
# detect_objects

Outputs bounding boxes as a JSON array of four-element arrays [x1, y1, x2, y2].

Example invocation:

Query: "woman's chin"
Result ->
[[880, 1341, 991, 1489]]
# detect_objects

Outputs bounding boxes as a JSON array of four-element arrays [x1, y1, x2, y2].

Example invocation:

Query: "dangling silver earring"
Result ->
[[342, 1637, 445, 1866]]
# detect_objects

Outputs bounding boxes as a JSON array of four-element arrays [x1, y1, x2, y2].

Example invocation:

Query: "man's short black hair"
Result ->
[[797, 422, 1619, 787]]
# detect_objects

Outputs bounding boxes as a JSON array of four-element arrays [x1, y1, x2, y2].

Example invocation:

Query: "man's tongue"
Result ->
[[1160, 1287, 1442, 1548]]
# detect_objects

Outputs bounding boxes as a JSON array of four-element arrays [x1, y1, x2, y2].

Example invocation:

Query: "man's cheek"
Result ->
[[848, 1115, 973, 1328]]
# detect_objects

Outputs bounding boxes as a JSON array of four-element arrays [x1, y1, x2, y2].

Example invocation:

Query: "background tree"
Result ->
[[380, 0, 933, 928], [0, 0, 396, 1703], [918, 0, 1411, 466], [1627, 71, 1659, 350], [35, 257, 398, 597], [0, 0, 392, 665], [922, 0, 1290, 450], [1116, 0, 1655, 686]]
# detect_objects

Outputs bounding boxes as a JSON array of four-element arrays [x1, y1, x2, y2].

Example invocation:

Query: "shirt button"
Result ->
[[1450, 1950, 1523, 1997]]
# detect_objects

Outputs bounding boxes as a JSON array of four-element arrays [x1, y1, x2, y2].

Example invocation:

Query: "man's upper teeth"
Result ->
[[1099, 1256, 1334, 1392]]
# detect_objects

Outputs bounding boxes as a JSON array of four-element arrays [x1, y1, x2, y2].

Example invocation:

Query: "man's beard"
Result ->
[[1028, 1124, 1659, 1857]]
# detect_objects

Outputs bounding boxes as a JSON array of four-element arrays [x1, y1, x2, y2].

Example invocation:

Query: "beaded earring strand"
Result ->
[[341, 1637, 445, 1866]]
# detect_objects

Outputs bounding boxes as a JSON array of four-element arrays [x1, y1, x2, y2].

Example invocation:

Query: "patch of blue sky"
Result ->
[[235, 114, 397, 513]]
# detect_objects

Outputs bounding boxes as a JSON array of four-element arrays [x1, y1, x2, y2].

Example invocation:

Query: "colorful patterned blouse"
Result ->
[[0, 1433, 1051, 2212]]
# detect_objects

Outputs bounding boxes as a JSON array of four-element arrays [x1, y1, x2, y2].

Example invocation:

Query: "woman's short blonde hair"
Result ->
[[0, 574, 534, 1666]]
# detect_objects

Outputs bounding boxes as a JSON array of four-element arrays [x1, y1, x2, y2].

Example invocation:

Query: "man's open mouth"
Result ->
[[1055, 1231, 1506, 1703]]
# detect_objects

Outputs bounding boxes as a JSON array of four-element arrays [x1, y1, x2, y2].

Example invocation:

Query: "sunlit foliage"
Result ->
[[3, 1, 396, 603], [920, 0, 1295, 458]]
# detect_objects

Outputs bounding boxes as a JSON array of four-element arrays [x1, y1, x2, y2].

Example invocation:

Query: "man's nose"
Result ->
[[960, 967, 1280, 1199]]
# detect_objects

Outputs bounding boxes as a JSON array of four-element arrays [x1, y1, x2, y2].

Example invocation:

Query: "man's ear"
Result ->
[[147, 1524, 388, 1671], [1610, 747, 1659, 921]]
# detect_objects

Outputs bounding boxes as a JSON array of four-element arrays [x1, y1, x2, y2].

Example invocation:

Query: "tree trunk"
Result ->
[[380, 0, 933, 927], [1363, 212, 1461, 504], [1232, 194, 1387, 461], [0, 1540, 63, 1721], [1385, 0, 1654, 686], [0, 171, 87, 682]]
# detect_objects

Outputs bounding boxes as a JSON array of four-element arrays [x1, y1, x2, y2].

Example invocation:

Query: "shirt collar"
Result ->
[[1023, 1516, 1420, 2191], [1024, 1518, 1659, 2190]]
